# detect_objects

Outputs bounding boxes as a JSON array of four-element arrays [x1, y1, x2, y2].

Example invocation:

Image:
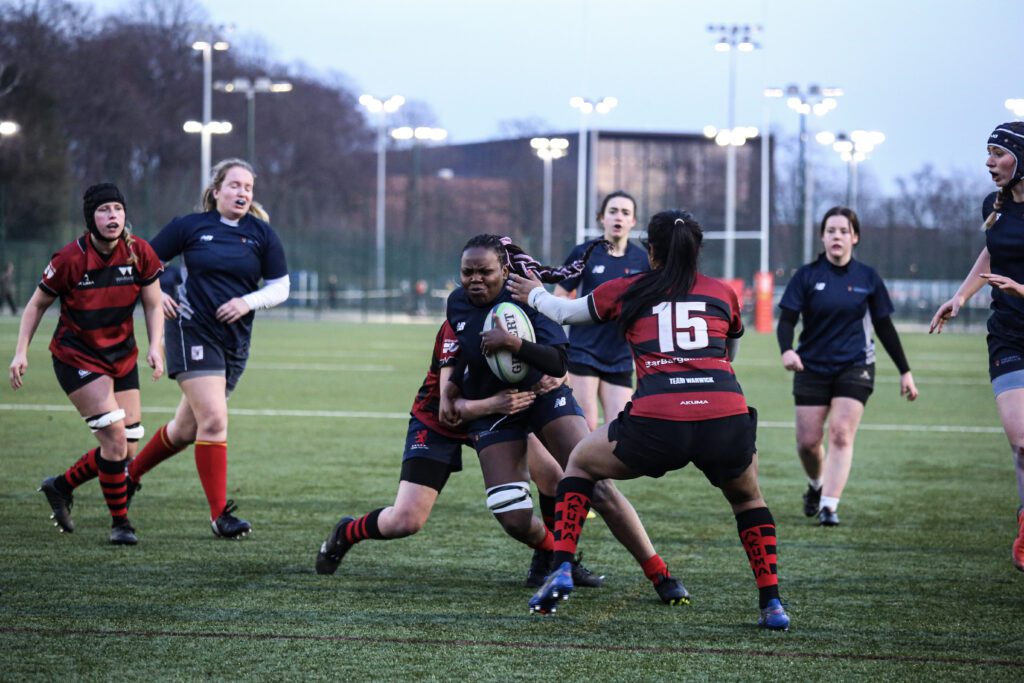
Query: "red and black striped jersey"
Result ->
[[590, 272, 747, 421], [410, 321, 465, 439], [39, 235, 162, 378]]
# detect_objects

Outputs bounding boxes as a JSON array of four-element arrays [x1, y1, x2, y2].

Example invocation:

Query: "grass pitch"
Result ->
[[1, 316, 1022, 681]]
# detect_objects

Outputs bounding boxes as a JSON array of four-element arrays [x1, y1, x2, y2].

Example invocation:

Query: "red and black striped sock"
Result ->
[[95, 450, 128, 525], [60, 447, 99, 491], [529, 527, 555, 551], [194, 441, 228, 520], [552, 476, 594, 567], [128, 424, 187, 482], [641, 554, 669, 584], [344, 508, 385, 544], [736, 507, 780, 609]]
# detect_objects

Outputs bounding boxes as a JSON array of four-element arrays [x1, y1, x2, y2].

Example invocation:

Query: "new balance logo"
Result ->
[[456, 321, 466, 332], [814, 282, 826, 291], [200, 235, 214, 242], [592, 265, 606, 274], [554, 397, 567, 408]]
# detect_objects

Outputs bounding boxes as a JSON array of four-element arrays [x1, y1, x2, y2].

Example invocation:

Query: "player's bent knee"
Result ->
[[389, 508, 429, 537], [486, 481, 533, 514]]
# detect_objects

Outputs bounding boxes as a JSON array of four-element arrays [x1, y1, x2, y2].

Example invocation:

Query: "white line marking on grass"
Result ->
[[247, 362, 396, 372], [1, 403, 1000, 431]]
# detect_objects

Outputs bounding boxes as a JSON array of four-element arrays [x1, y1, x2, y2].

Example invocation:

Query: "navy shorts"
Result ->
[[165, 317, 247, 393], [402, 416, 466, 471], [608, 403, 758, 488], [52, 357, 140, 395], [469, 384, 584, 452], [793, 364, 874, 406], [568, 361, 634, 388]]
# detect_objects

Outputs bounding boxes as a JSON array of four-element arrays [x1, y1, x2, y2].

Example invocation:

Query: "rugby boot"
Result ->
[[654, 573, 691, 605], [316, 515, 355, 575], [802, 484, 822, 517], [39, 476, 75, 533], [1012, 506, 1024, 573], [109, 520, 138, 546], [758, 598, 791, 631], [571, 553, 605, 588], [528, 561, 574, 615], [818, 507, 840, 527], [524, 548, 553, 588], [211, 500, 252, 539]]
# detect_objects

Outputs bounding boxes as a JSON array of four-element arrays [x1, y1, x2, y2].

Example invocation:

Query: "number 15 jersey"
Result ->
[[589, 272, 746, 421]]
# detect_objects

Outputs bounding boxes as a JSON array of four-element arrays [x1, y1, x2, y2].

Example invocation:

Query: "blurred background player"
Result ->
[[510, 209, 789, 629], [931, 121, 1024, 571], [1, 262, 17, 315], [10, 183, 164, 544], [126, 158, 289, 539], [777, 206, 918, 527]]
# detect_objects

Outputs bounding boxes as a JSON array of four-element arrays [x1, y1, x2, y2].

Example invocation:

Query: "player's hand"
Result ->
[[929, 296, 962, 334], [480, 313, 519, 355], [147, 348, 164, 381], [9, 353, 27, 390], [900, 371, 919, 401], [506, 271, 544, 305], [216, 297, 251, 324], [532, 374, 566, 395], [162, 293, 179, 320], [492, 388, 536, 415], [981, 273, 1024, 298], [781, 349, 803, 372]]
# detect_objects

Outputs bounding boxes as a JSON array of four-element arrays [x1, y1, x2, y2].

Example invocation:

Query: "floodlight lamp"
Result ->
[[833, 140, 854, 154], [391, 127, 414, 140], [270, 83, 293, 93], [715, 40, 731, 52], [703, 125, 718, 138], [551, 138, 569, 150], [853, 151, 866, 162], [192, 41, 209, 51], [183, 120, 203, 133], [816, 131, 836, 145], [0, 120, 20, 136], [213, 41, 229, 51], [530, 137, 547, 150], [602, 96, 619, 109], [715, 130, 732, 146], [840, 151, 852, 162], [738, 40, 755, 52], [764, 88, 784, 98]]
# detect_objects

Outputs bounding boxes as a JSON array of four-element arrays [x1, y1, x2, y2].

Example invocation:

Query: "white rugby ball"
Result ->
[[482, 302, 536, 383]]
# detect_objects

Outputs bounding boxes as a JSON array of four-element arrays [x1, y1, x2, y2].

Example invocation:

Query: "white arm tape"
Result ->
[[85, 408, 126, 431], [241, 275, 290, 311], [527, 288, 595, 325]]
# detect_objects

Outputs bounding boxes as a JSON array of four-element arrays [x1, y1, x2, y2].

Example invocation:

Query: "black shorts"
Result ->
[[793, 364, 874, 406], [608, 403, 758, 488], [165, 317, 247, 393], [469, 384, 584, 452], [987, 332, 1024, 382], [568, 361, 634, 388], [52, 357, 139, 395]]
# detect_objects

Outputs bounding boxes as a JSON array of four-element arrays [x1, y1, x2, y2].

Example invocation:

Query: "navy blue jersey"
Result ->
[[149, 211, 287, 353], [446, 286, 568, 401], [983, 193, 1024, 341], [557, 239, 650, 373], [778, 255, 894, 376]]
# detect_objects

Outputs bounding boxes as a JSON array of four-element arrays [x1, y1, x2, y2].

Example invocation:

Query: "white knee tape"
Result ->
[[486, 481, 533, 514], [124, 422, 145, 442], [85, 408, 126, 432]]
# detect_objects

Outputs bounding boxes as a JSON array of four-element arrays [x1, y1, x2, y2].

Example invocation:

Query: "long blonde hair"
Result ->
[[200, 158, 270, 221]]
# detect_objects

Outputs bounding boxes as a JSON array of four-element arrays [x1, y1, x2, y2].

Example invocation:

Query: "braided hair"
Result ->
[[461, 234, 609, 283], [617, 209, 703, 335], [984, 122, 1024, 230]]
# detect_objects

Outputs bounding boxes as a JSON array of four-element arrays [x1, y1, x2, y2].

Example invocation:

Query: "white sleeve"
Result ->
[[527, 288, 596, 325], [241, 275, 290, 311]]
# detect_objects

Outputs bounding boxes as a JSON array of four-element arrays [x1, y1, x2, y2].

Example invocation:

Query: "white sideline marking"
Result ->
[[247, 362, 396, 372], [0, 403, 1002, 432]]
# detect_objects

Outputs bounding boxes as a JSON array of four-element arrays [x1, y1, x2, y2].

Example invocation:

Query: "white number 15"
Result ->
[[654, 301, 708, 351]]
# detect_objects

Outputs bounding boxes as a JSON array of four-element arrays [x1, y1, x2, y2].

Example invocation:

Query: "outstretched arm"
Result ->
[[9, 288, 56, 390], [507, 273, 595, 325]]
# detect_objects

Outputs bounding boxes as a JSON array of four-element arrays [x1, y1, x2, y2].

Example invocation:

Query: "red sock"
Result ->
[[529, 528, 555, 551], [62, 447, 98, 490], [736, 507, 780, 608], [344, 508, 386, 544], [641, 554, 669, 583], [128, 424, 187, 481], [194, 441, 227, 520], [95, 452, 128, 524]]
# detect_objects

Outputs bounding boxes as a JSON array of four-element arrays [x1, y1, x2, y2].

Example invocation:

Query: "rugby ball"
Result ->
[[482, 302, 536, 383]]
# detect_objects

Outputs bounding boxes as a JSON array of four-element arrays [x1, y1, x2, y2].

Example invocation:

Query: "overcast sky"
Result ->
[[86, 0, 1019, 193]]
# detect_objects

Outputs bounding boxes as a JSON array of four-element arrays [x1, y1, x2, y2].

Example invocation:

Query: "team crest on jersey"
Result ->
[[191, 345, 204, 361], [411, 429, 429, 449], [44, 262, 56, 280], [814, 282, 826, 291], [592, 265, 606, 274]]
